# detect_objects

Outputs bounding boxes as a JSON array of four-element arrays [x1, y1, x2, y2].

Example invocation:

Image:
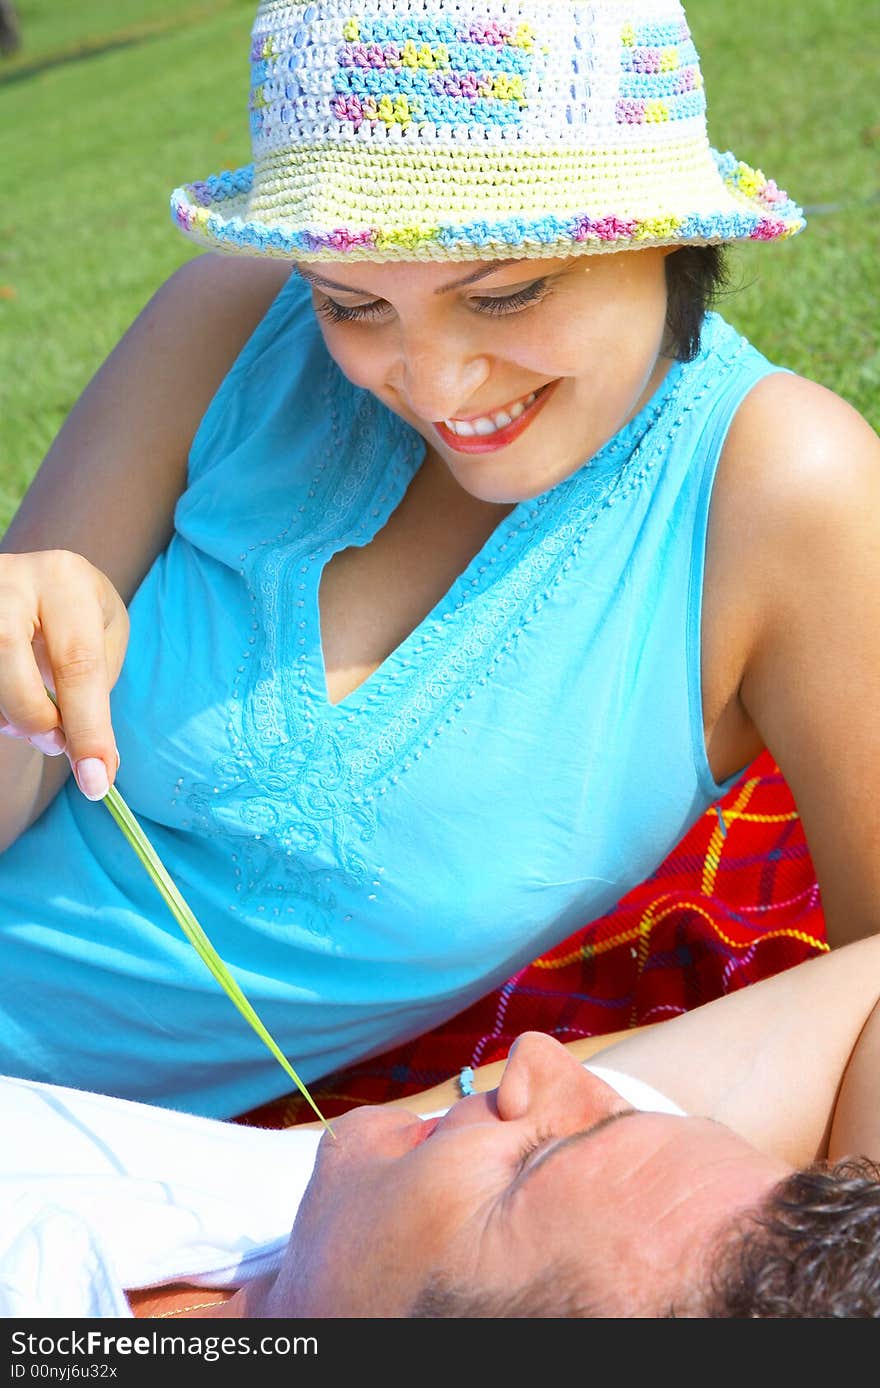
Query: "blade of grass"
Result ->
[[101, 784, 334, 1134], [45, 693, 334, 1134]]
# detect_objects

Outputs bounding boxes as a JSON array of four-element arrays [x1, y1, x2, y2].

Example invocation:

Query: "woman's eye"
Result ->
[[314, 297, 389, 325], [315, 278, 550, 325], [472, 279, 549, 316]]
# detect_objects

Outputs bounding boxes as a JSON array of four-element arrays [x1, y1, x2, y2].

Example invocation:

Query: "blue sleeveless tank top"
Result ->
[[0, 274, 785, 1117]]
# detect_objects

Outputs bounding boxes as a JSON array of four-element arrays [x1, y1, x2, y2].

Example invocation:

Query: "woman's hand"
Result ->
[[0, 550, 129, 800]]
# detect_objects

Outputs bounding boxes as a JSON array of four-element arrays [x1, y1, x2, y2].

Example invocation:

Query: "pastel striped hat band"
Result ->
[[170, 0, 806, 262]]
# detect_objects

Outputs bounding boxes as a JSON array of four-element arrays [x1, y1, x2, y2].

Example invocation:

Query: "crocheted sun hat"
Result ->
[[170, 0, 806, 262]]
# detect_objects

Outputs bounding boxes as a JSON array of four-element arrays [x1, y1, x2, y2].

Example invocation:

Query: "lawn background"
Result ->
[[1, 0, 877, 529]]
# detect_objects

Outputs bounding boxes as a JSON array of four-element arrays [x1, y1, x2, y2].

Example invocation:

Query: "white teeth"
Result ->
[[473, 417, 498, 436], [443, 390, 540, 438]]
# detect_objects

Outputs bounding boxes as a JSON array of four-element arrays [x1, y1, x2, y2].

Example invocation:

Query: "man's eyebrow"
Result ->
[[516, 1108, 640, 1191], [294, 259, 527, 297]]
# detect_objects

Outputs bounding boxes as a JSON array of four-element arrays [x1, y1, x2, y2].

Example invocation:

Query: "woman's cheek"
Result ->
[[316, 324, 381, 391]]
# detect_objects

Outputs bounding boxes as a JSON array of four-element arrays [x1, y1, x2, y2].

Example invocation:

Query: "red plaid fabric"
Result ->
[[239, 750, 826, 1128]]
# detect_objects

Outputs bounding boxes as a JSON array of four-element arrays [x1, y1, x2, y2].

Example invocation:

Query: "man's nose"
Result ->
[[394, 331, 491, 422], [495, 1031, 628, 1129]]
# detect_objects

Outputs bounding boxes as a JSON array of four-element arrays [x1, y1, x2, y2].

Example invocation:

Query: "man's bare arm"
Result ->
[[593, 936, 880, 1165], [378, 938, 880, 1168], [827, 993, 880, 1161]]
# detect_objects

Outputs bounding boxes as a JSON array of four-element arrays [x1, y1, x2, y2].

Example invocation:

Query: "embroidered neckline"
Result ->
[[188, 312, 745, 924], [311, 334, 689, 717], [241, 312, 737, 790]]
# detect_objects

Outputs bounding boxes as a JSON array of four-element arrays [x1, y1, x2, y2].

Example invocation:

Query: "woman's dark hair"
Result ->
[[704, 1157, 880, 1319], [664, 244, 729, 362]]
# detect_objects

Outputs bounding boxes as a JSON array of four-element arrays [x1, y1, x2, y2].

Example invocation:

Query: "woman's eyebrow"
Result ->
[[435, 260, 526, 293], [294, 259, 527, 297]]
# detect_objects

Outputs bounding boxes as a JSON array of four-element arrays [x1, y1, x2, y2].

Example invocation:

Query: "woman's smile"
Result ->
[[435, 381, 559, 454]]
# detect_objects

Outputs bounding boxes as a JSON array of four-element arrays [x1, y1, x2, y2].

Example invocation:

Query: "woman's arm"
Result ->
[[373, 936, 880, 1166], [706, 372, 880, 950], [0, 253, 291, 848]]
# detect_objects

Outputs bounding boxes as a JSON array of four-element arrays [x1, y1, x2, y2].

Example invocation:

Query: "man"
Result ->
[[228, 931, 880, 1319], [4, 936, 880, 1317]]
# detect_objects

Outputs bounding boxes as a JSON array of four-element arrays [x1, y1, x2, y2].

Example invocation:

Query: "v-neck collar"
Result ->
[[240, 334, 691, 786]]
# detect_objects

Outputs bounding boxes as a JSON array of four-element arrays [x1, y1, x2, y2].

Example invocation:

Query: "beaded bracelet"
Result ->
[[458, 1065, 475, 1098]]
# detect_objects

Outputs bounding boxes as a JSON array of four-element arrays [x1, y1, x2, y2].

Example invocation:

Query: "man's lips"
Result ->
[[412, 1114, 443, 1146], [433, 381, 559, 454]]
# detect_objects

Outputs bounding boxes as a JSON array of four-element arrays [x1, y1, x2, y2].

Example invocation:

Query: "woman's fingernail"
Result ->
[[0, 724, 25, 739], [75, 757, 110, 801], [29, 728, 68, 757]]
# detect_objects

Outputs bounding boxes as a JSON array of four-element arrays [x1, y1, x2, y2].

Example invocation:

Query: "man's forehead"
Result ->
[[494, 1112, 745, 1317], [505, 1109, 727, 1239]]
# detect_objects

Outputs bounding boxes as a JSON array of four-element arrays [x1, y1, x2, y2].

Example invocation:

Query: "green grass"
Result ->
[[1, 0, 877, 529], [0, 1, 254, 521], [0, 0, 249, 69], [695, 0, 880, 414]]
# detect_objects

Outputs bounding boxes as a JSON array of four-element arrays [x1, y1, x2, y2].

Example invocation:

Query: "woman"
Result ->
[[0, 0, 877, 1119]]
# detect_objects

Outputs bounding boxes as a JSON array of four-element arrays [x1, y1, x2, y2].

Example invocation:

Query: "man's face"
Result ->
[[266, 1033, 790, 1317]]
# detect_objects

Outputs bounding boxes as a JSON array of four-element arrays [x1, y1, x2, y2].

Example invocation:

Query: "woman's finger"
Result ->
[[0, 601, 64, 741], [38, 570, 118, 801]]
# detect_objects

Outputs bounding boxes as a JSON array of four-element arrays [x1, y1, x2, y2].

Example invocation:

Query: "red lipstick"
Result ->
[[434, 381, 559, 455]]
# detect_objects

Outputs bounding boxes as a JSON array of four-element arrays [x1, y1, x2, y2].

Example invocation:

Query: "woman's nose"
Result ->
[[495, 1031, 628, 1130], [394, 333, 491, 422]]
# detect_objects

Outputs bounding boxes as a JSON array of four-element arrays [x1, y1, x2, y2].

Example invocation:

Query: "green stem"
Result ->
[[101, 785, 334, 1135], [44, 693, 334, 1135], [102, 782, 331, 1127]]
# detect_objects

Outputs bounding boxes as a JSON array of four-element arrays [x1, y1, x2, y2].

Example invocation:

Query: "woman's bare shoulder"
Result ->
[[160, 250, 295, 315], [715, 370, 879, 536], [148, 252, 296, 377], [701, 371, 879, 778], [706, 370, 879, 619]]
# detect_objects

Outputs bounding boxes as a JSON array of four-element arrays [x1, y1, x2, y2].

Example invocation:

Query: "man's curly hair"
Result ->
[[704, 1157, 880, 1318]]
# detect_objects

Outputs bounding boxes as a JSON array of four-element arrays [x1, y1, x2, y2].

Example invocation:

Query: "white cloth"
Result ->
[[0, 1066, 682, 1317]]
